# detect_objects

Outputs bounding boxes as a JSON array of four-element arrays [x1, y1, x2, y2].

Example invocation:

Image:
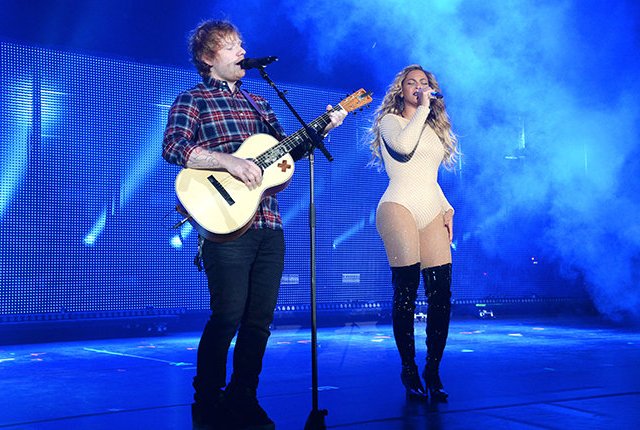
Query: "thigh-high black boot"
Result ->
[[422, 263, 452, 401], [391, 263, 426, 399]]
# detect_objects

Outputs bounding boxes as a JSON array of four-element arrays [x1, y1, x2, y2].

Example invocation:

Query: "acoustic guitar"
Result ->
[[175, 88, 373, 242]]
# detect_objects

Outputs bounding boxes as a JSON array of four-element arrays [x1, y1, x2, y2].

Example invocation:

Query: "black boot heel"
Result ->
[[401, 364, 426, 399], [423, 367, 448, 401]]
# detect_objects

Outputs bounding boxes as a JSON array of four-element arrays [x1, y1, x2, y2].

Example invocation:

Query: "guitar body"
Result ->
[[175, 133, 295, 242]]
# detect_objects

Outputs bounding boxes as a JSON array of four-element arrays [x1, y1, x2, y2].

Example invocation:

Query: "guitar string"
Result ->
[[254, 108, 336, 167]]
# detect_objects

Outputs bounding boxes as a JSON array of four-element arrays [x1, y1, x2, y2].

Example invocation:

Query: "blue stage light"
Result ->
[[170, 235, 183, 249], [119, 106, 168, 207], [332, 218, 366, 249], [170, 223, 193, 249], [0, 79, 32, 218], [83, 208, 107, 246]]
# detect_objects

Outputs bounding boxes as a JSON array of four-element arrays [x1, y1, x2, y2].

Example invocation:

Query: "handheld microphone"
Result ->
[[238, 56, 278, 70], [430, 91, 444, 99]]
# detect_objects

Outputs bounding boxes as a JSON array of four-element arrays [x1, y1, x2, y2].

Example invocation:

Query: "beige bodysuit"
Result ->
[[378, 105, 453, 229]]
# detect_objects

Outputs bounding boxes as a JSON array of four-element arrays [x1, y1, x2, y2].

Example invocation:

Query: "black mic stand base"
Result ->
[[304, 408, 328, 430]]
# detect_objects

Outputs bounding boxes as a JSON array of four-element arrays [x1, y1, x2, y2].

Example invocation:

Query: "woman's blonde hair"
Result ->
[[368, 64, 459, 170]]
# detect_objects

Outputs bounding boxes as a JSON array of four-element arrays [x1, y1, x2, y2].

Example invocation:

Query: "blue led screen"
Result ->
[[0, 43, 586, 316]]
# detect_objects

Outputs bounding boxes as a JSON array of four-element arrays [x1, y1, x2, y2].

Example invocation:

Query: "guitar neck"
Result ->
[[254, 105, 344, 170]]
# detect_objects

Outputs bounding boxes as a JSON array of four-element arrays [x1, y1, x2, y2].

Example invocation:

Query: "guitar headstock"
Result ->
[[338, 88, 373, 113]]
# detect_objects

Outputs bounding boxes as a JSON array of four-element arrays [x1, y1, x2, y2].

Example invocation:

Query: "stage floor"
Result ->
[[1, 316, 639, 429]]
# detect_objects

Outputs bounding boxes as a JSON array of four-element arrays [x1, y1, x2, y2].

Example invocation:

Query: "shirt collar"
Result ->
[[203, 77, 243, 92]]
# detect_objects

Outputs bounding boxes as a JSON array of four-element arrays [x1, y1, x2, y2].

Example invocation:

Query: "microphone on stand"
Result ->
[[238, 56, 278, 70]]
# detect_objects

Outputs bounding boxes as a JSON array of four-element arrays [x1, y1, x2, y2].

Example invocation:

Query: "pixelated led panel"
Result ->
[[1, 42, 567, 319], [0, 43, 391, 315]]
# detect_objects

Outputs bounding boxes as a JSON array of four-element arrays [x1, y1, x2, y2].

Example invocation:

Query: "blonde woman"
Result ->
[[370, 65, 459, 401]]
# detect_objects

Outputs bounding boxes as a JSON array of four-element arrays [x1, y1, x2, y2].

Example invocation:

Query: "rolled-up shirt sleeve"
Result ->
[[162, 92, 201, 167]]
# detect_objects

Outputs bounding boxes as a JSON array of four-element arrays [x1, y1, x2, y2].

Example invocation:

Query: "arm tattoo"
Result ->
[[186, 147, 223, 169]]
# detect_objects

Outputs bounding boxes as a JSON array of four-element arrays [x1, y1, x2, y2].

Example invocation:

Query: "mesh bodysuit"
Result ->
[[377, 105, 453, 229]]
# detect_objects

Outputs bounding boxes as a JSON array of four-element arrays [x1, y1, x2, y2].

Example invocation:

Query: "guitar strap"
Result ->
[[239, 88, 286, 141]]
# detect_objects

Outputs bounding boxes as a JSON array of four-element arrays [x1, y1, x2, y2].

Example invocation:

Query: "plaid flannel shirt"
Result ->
[[162, 77, 286, 231]]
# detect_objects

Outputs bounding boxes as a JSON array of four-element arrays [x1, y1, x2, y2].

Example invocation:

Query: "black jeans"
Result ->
[[194, 228, 285, 397]]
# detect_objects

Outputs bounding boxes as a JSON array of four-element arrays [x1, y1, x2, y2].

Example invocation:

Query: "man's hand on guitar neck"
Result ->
[[323, 104, 347, 135], [186, 147, 263, 190]]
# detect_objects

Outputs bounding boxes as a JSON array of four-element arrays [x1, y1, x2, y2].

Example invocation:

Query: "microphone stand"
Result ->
[[255, 66, 332, 430]]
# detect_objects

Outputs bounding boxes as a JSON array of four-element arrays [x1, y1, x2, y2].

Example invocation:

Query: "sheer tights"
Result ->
[[376, 202, 451, 268]]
